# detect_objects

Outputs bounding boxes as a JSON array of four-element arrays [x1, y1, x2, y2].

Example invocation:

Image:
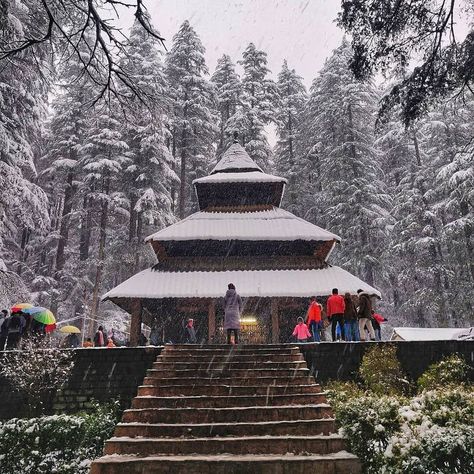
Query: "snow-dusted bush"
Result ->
[[384, 389, 474, 474], [0, 401, 119, 474], [359, 344, 409, 395], [327, 382, 474, 474], [0, 340, 74, 415], [417, 354, 471, 392], [334, 392, 403, 473]]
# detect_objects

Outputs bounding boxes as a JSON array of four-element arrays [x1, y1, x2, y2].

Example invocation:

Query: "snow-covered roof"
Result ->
[[210, 143, 263, 174], [145, 208, 340, 243], [102, 266, 381, 301], [193, 171, 287, 185], [390, 327, 474, 341]]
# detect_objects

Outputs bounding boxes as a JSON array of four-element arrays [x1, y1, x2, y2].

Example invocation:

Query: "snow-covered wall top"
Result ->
[[102, 266, 381, 300], [145, 207, 340, 243]]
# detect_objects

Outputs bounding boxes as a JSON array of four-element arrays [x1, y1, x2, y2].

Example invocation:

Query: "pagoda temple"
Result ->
[[103, 141, 381, 345]]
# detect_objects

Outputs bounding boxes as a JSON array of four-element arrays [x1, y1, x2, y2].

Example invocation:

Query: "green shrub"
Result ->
[[324, 380, 364, 409], [418, 354, 471, 392], [0, 401, 120, 474], [359, 344, 409, 395], [333, 393, 403, 473], [384, 389, 474, 474]]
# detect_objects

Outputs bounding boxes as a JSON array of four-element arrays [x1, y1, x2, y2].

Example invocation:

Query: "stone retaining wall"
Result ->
[[299, 340, 474, 383], [0, 346, 162, 419], [0, 340, 472, 419]]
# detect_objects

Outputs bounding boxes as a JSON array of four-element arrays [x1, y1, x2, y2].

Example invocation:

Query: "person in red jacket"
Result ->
[[306, 296, 323, 342], [327, 288, 346, 341]]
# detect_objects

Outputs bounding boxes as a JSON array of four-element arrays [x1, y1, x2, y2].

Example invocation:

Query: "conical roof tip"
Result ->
[[210, 142, 263, 175]]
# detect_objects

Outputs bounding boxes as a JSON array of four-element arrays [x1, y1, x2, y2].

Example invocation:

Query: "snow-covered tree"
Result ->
[[0, 0, 50, 268], [211, 54, 241, 159], [119, 17, 177, 273], [232, 43, 276, 169], [165, 20, 218, 217], [274, 60, 307, 209], [301, 40, 390, 286]]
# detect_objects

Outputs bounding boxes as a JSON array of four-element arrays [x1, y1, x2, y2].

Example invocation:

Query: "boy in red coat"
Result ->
[[327, 288, 346, 341], [306, 296, 323, 342]]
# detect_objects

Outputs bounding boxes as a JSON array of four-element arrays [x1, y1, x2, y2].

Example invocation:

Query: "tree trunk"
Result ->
[[89, 176, 110, 334], [79, 196, 92, 261]]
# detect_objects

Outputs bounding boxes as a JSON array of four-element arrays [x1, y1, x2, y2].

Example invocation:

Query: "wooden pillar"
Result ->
[[271, 299, 279, 343], [129, 298, 142, 347], [208, 299, 216, 343]]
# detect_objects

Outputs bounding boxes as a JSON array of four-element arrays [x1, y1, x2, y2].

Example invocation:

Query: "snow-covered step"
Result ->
[[121, 404, 333, 424], [146, 367, 311, 378], [158, 352, 305, 362], [131, 392, 327, 409], [104, 434, 346, 456], [114, 418, 337, 438], [143, 374, 315, 386], [90, 452, 361, 474], [151, 360, 308, 370], [137, 383, 322, 397]]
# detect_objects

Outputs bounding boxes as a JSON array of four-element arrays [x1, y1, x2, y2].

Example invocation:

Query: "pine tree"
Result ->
[[0, 0, 50, 268], [165, 20, 218, 217], [211, 54, 241, 159], [301, 40, 390, 286], [233, 43, 276, 170], [119, 17, 177, 273], [274, 60, 307, 209]]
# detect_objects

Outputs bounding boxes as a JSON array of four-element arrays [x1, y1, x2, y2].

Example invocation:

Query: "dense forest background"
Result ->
[[1, 1, 473, 332]]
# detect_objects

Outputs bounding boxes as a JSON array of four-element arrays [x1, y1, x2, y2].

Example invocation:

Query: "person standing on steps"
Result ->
[[343, 293, 359, 341], [292, 316, 312, 343], [224, 283, 242, 344], [327, 288, 346, 341], [357, 289, 376, 341], [306, 296, 323, 342], [183, 318, 197, 344]]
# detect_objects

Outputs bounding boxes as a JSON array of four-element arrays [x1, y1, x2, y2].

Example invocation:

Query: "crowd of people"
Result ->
[[292, 288, 387, 343], [1, 285, 385, 350], [0, 308, 51, 350]]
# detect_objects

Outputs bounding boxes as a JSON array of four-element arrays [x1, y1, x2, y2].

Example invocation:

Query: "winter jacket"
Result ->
[[7, 314, 25, 335], [307, 302, 322, 323], [343, 297, 358, 321], [372, 313, 386, 330], [94, 330, 107, 347], [224, 289, 242, 330], [292, 323, 311, 341], [357, 292, 373, 319], [184, 325, 197, 343], [327, 294, 345, 317]]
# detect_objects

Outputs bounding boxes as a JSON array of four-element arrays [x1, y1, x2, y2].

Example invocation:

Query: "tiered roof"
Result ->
[[103, 141, 381, 306]]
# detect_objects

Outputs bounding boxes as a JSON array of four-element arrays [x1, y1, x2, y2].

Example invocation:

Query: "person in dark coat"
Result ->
[[224, 283, 242, 344], [6, 311, 26, 349], [0, 310, 8, 350], [183, 318, 197, 344], [64, 333, 80, 348], [343, 293, 359, 341], [357, 289, 375, 341]]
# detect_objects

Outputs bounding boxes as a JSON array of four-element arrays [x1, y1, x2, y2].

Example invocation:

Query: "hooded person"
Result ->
[[357, 289, 375, 341], [183, 318, 197, 344], [224, 283, 242, 344], [343, 293, 359, 341]]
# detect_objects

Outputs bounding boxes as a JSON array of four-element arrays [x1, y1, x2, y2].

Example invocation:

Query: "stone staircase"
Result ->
[[90, 344, 360, 474]]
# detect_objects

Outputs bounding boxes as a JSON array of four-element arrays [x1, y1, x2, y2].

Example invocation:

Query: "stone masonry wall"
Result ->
[[0, 346, 162, 420], [300, 340, 474, 383], [0, 341, 473, 419]]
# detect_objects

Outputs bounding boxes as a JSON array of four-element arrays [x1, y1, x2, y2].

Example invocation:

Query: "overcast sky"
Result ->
[[134, 0, 344, 89]]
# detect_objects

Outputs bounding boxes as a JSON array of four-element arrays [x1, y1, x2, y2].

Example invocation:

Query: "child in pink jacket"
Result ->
[[292, 317, 312, 343]]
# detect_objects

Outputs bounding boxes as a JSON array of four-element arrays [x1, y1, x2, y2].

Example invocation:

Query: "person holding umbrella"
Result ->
[[60, 325, 81, 348]]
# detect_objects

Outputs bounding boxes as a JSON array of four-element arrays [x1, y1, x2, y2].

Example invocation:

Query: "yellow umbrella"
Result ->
[[59, 325, 81, 334]]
